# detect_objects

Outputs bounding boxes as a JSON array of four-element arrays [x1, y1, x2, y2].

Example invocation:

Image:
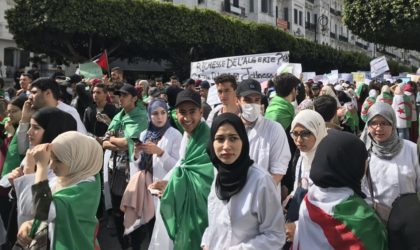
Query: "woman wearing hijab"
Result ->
[[293, 130, 387, 250], [124, 98, 182, 249], [360, 102, 420, 222], [134, 98, 182, 181], [16, 131, 103, 249], [284, 110, 327, 225], [201, 113, 285, 250]]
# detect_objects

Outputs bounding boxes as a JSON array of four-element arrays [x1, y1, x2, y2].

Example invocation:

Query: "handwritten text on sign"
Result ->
[[190, 52, 289, 82]]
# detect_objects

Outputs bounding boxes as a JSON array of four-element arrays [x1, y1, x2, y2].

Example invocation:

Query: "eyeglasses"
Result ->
[[290, 130, 313, 140], [368, 121, 392, 128]]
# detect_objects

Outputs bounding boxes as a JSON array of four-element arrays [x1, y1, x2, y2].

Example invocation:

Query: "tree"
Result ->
[[343, 0, 420, 51], [5, 0, 382, 76]]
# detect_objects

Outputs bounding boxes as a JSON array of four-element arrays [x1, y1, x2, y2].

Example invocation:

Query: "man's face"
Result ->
[[118, 92, 136, 111], [217, 82, 236, 105], [156, 81, 164, 90], [111, 71, 122, 82], [312, 88, 320, 97], [176, 102, 202, 134], [29, 87, 47, 109], [200, 88, 209, 99], [238, 93, 262, 105], [20, 75, 32, 90], [93, 87, 107, 103]]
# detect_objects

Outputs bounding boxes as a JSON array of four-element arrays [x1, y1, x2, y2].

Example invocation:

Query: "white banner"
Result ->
[[302, 72, 316, 81], [276, 63, 302, 78], [190, 52, 289, 82], [370, 56, 389, 78]]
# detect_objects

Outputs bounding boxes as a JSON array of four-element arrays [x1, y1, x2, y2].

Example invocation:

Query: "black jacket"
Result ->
[[83, 103, 119, 137]]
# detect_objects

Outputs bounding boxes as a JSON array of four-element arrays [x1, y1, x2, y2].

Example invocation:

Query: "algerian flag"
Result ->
[[294, 187, 387, 250], [392, 94, 412, 128], [78, 62, 103, 80]]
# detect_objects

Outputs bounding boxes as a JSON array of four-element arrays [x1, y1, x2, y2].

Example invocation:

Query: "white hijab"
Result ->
[[51, 131, 103, 191], [291, 110, 328, 173]]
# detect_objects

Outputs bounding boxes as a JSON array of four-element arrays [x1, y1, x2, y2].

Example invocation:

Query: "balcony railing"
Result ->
[[338, 35, 348, 42], [355, 41, 366, 49], [306, 0, 315, 3], [330, 32, 336, 39]]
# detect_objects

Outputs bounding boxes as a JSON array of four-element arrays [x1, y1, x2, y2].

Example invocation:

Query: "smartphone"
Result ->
[[131, 138, 142, 144]]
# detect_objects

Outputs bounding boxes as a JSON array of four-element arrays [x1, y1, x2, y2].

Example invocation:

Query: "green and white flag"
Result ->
[[78, 62, 103, 80]]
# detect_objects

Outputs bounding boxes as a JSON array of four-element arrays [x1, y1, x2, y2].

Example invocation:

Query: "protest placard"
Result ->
[[190, 52, 289, 82], [370, 56, 389, 78], [302, 72, 316, 81], [276, 63, 302, 78], [352, 72, 365, 83]]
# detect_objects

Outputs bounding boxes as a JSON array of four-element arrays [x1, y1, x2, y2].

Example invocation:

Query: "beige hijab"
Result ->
[[291, 110, 328, 173], [51, 131, 103, 191]]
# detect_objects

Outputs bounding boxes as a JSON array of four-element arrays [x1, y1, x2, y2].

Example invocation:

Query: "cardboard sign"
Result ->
[[370, 56, 389, 78], [191, 52, 289, 82]]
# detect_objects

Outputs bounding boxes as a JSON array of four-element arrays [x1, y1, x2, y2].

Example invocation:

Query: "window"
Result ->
[[314, 13, 318, 24], [294, 9, 298, 24], [233, 0, 239, 7], [250, 0, 254, 12], [261, 0, 268, 13], [284, 8, 289, 21], [268, 0, 273, 15], [299, 11, 303, 26], [307, 11, 310, 23], [198, 0, 205, 4], [335, 24, 337, 34]]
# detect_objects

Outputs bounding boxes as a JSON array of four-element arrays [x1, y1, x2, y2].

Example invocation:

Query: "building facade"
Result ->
[[163, 0, 420, 70]]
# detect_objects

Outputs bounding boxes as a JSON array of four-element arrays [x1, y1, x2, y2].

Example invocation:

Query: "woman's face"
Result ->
[[291, 124, 316, 152], [27, 119, 45, 146], [150, 107, 168, 128], [49, 151, 70, 177], [7, 104, 22, 124], [213, 123, 243, 165], [367, 115, 393, 142]]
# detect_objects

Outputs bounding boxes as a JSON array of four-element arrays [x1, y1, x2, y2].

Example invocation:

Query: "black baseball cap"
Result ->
[[236, 79, 262, 97], [312, 82, 322, 90], [175, 89, 201, 108], [200, 80, 210, 90], [114, 84, 138, 96]]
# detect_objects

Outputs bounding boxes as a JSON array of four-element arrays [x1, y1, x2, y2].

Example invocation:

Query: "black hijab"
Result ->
[[207, 113, 254, 201], [310, 130, 368, 198], [32, 107, 77, 143]]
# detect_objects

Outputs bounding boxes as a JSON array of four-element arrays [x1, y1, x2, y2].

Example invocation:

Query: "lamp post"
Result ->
[[314, 14, 328, 44]]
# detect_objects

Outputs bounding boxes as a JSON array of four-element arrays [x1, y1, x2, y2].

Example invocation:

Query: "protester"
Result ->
[[360, 102, 420, 222], [360, 89, 377, 123], [102, 83, 148, 249], [202, 113, 285, 249], [148, 89, 214, 250], [124, 98, 182, 250], [291, 130, 388, 249], [83, 83, 118, 138], [391, 84, 412, 140], [284, 110, 327, 223], [236, 79, 290, 186], [313, 95, 342, 131], [16, 131, 102, 249], [206, 74, 240, 126]]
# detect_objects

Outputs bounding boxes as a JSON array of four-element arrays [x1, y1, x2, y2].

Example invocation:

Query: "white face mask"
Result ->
[[241, 103, 261, 122], [66, 87, 73, 96]]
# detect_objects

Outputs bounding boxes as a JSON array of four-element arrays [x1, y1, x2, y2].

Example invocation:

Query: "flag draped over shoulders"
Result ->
[[160, 121, 214, 250], [294, 187, 388, 250], [1, 133, 23, 177], [107, 104, 148, 159]]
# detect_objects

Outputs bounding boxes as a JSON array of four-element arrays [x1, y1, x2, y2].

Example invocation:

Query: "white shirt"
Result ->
[[206, 104, 222, 127], [202, 166, 285, 250], [56, 101, 87, 133], [247, 115, 291, 175], [135, 127, 182, 181], [362, 139, 420, 208]]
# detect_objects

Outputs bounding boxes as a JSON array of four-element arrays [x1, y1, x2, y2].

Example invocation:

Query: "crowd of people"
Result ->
[[0, 66, 419, 250]]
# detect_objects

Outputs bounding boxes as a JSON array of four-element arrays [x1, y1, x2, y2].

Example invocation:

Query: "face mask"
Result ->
[[241, 103, 261, 122], [66, 87, 73, 96]]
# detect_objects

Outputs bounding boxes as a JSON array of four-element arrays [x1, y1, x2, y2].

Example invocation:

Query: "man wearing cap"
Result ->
[[102, 83, 148, 249], [206, 74, 240, 127], [311, 81, 322, 98], [148, 89, 214, 250], [237, 79, 291, 186], [183, 78, 196, 91], [199, 80, 212, 120]]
